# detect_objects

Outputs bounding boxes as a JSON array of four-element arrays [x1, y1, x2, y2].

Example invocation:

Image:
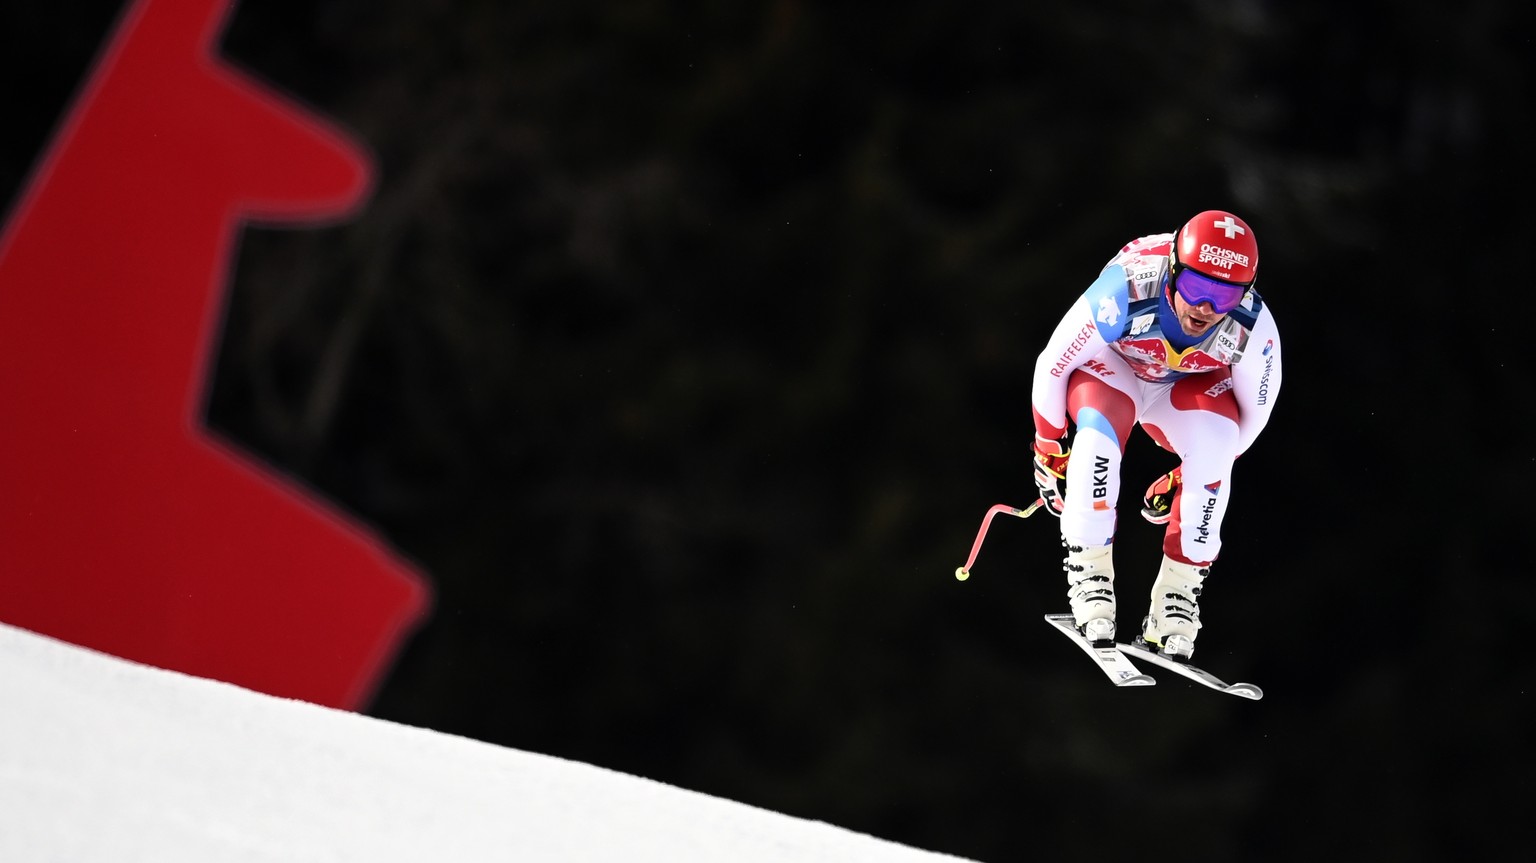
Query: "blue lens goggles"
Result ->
[[1172, 265, 1248, 314]]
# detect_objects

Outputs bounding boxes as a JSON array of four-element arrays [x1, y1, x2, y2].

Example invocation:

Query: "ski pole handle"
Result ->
[[954, 500, 1044, 581]]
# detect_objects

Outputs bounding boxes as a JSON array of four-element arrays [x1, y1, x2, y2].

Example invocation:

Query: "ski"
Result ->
[[1117, 640, 1263, 700], [1044, 614, 1155, 687]]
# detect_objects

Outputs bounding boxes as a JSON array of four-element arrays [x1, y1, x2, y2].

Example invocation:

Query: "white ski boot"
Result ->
[[1064, 542, 1116, 644], [1140, 555, 1210, 659]]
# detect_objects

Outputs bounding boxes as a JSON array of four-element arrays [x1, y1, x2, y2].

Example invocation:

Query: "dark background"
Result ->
[[4, 2, 1531, 860]]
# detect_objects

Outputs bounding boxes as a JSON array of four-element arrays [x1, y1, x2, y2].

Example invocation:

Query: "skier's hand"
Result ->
[[1141, 465, 1182, 524], [1032, 435, 1070, 517]]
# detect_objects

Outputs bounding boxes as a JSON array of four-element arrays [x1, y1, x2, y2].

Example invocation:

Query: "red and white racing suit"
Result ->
[[1030, 232, 1283, 564]]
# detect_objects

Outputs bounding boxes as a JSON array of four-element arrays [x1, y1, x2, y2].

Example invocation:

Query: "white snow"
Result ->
[[0, 623, 973, 862]]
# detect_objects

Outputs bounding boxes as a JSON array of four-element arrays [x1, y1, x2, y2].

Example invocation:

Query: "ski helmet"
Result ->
[[1171, 210, 1258, 285]]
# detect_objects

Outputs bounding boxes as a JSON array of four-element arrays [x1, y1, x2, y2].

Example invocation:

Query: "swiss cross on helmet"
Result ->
[[1171, 210, 1259, 285]]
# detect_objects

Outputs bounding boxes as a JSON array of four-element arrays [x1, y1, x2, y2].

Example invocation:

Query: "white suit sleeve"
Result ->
[[1030, 266, 1128, 439], [1229, 305, 1282, 455]]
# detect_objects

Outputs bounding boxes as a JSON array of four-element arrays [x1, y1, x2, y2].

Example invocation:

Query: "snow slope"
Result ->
[[0, 623, 972, 862]]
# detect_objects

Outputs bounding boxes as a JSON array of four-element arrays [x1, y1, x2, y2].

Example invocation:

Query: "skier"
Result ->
[[1029, 210, 1281, 660]]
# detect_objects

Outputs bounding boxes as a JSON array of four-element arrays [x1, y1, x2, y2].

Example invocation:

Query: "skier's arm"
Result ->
[[1229, 305, 1282, 455], [1030, 265, 1128, 438]]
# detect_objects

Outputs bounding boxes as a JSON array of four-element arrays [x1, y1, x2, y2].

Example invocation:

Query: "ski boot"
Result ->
[[1139, 555, 1209, 660], [1064, 542, 1116, 645]]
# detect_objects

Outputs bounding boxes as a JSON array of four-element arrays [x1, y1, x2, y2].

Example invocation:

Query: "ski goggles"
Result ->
[[1170, 264, 1249, 314]]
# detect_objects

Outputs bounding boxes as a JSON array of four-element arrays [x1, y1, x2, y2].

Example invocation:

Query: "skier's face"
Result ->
[[1167, 260, 1247, 338], [1170, 289, 1226, 338]]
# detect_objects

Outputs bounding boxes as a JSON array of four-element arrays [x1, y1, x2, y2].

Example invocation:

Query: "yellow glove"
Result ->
[[1031, 435, 1070, 517], [1141, 465, 1182, 525]]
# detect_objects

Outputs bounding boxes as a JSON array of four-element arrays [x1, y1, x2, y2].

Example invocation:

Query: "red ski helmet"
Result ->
[[1171, 210, 1258, 285]]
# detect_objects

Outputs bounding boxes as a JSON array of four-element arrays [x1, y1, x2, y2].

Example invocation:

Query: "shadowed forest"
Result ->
[[4, 2, 1531, 860]]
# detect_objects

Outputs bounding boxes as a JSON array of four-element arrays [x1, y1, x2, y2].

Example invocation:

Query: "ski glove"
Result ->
[[1141, 465, 1181, 524], [1031, 435, 1070, 517]]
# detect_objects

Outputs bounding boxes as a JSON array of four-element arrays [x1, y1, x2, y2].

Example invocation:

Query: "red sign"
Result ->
[[0, 0, 430, 710]]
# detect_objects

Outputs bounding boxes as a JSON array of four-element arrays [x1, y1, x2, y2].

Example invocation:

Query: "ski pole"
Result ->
[[954, 499, 1045, 581]]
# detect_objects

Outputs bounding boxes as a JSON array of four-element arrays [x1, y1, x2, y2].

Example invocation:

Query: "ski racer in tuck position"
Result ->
[[1030, 210, 1282, 660]]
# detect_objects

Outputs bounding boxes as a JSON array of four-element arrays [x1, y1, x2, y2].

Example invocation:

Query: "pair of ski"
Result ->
[[1044, 613, 1263, 700], [953, 500, 1262, 699]]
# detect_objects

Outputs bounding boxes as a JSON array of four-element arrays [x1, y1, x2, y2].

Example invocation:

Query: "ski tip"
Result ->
[[1226, 684, 1264, 700]]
